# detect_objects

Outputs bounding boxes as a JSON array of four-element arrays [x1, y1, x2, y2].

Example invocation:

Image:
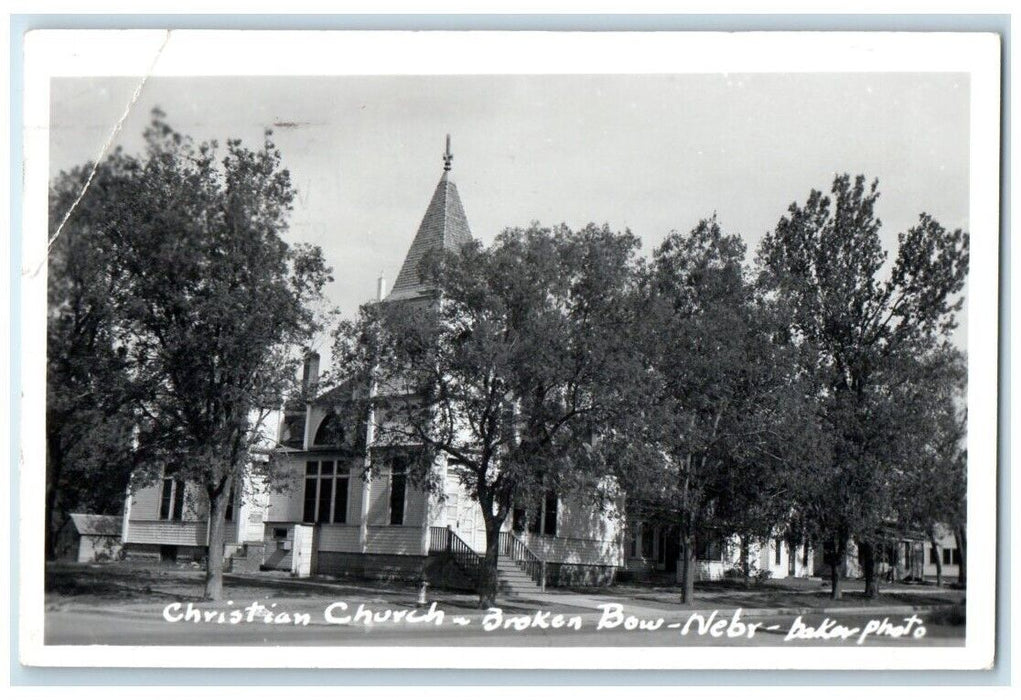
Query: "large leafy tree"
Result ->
[[46, 160, 140, 558], [626, 217, 820, 603], [887, 346, 967, 587], [50, 111, 331, 599], [333, 223, 644, 607], [756, 174, 969, 598]]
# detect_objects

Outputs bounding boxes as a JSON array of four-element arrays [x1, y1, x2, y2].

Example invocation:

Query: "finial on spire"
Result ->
[[443, 134, 453, 171]]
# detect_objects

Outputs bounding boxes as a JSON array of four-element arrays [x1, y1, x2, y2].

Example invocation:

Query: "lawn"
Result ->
[[46, 560, 966, 619], [44, 562, 542, 617], [564, 574, 966, 611]]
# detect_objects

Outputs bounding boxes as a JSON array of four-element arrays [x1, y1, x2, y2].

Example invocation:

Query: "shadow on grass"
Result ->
[[225, 572, 423, 598], [45, 566, 206, 603], [563, 575, 963, 609], [46, 562, 465, 607], [627, 589, 957, 608]]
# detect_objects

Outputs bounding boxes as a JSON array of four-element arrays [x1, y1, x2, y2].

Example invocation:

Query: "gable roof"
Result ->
[[69, 513, 122, 537], [313, 376, 358, 406], [389, 170, 473, 300]]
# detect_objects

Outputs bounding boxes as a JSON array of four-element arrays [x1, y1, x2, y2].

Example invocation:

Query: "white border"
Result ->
[[19, 30, 1001, 670]]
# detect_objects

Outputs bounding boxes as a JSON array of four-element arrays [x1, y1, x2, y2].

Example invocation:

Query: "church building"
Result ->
[[260, 138, 625, 590], [120, 138, 823, 590]]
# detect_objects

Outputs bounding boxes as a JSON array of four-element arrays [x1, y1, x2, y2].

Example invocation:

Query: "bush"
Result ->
[[723, 564, 773, 586]]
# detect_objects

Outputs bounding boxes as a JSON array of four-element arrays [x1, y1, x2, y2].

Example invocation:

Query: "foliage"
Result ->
[[623, 216, 821, 602], [333, 223, 645, 606], [46, 161, 140, 556], [888, 347, 967, 549], [756, 174, 969, 597], [48, 110, 331, 598]]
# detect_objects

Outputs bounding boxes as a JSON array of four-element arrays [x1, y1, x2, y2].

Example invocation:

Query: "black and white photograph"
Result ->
[[17, 30, 1001, 670]]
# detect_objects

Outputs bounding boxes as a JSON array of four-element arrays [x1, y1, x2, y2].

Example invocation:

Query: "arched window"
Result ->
[[313, 411, 345, 447]]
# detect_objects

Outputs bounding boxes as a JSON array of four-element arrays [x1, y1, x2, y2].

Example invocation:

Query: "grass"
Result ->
[[46, 561, 965, 618], [563, 573, 965, 610], [44, 562, 541, 616]]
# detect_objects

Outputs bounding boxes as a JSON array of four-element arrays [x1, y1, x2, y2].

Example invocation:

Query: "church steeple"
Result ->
[[443, 134, 453, 172], [388, 136, 473, 299]]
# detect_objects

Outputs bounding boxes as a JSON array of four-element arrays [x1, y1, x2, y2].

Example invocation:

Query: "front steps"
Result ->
[[496, 557, 544, 597]]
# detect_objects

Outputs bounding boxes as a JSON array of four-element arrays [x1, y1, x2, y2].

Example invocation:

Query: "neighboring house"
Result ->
[[262, 142, 624, 588], [120, 420, 274, 569], [623, 522, 814, 583], [922, 525, 963, 581], [808, 525, 963, 583], [55, 513, 123, 563]]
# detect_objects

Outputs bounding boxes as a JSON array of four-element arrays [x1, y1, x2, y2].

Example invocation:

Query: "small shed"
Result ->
[[57, 513, 123, 563]]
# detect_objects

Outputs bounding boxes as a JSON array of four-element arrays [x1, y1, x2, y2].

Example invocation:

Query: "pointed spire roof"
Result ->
[[389, 137, 472, 299]]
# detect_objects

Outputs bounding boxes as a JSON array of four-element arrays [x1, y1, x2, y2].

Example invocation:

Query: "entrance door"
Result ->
[[662, 526, 680, 574], [442, 492, 480, 551], [459, 499, 484, 552], [291, 524, 315, 578], [444, 492, 460, 531]]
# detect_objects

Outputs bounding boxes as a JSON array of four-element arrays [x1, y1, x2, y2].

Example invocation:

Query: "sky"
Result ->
[[49, 73, 970, 351]]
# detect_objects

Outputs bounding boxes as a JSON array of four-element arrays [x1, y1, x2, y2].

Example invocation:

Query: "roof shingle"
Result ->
[[389, 171, 472, 298], [69, 513, 122, 536]]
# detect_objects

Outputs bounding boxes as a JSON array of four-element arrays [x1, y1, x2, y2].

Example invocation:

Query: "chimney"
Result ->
[[301, 351, 320, 399], [377, 273, 387, 301]]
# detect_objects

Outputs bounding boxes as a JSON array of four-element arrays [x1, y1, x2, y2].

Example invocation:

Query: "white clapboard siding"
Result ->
[[130, 480, 209, 521], [522, 533, 621, 566], [129, 482, 162, 519], [515, 493, 623, 566], [125, 520, 240, 546], [266, 464, 305, 522], [316, 524, 361, 552], [364, 526, 424, 555]]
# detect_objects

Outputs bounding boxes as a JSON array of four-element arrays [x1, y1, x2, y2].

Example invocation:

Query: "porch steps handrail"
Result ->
[[444, 526, 483, 584], [428, 526, 450, 553], [499, 531, 547, 591]]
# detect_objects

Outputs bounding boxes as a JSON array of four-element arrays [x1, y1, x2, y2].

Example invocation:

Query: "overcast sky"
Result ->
[[50, 73, 969, 351]]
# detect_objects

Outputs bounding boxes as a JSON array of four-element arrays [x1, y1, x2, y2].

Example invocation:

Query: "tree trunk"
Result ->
[[826, 535, 844, 600], [478, 515, 502, 609], [203, 480, 231, 601], [44, 484, 60, 561], [680, 529, 696, 605], [829, 561, 842, 600], [739, 533, 750, 586], [860, 539, 878, 598], [45, 434, 63, 561], [802, 537, 810, 573], [954, 526, 966, 586], [930, 534, 943, 588]]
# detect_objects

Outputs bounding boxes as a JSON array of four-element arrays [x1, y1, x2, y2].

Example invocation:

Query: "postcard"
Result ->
[[18, 29, 1001, 671]]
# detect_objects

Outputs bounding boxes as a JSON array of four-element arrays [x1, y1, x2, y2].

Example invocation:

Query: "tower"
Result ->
[[387, 135, 473, 301]]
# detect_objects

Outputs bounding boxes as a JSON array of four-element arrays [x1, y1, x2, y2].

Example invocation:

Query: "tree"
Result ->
[[627, 217, 820, 603], [46, 162, 139, 557], [55, 110, 331, 599], [756, 174, 969, 598], [333, 223, 644, 607], [888, 347, 967, 587]]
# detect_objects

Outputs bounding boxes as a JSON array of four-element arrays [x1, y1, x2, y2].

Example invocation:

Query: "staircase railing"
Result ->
[[446, 527, 483, 584], [428, 526, 450, 553], [499, 531, 547, 591]]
